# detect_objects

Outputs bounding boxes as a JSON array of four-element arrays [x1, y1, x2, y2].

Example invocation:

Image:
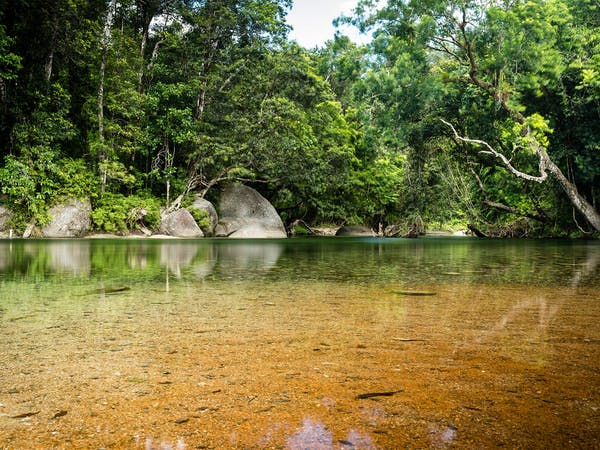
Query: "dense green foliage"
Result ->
[[0, 0, 598, 236], [90, 192, 161, 233]]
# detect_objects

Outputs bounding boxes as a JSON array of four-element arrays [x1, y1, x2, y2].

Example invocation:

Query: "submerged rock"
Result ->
[[393, 290, 437, 296], [215, 184, 286, 238]]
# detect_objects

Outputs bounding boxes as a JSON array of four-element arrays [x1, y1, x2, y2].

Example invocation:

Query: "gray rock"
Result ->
[[42, 198, 91, 238], [159, 208, 203, 238], [215, 184, 286, 239], [0, 206, 13, 233], [23, 223, 37, 238], [189, 196, 218, 236], [335, 225, 376, 237]]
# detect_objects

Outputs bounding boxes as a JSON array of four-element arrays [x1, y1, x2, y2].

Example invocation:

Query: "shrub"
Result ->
[[188, 207, 211, 234], [91, 193, 161, 233]]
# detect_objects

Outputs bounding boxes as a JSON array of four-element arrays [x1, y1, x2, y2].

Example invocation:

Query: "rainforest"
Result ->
[[0, 0, 599, 237]]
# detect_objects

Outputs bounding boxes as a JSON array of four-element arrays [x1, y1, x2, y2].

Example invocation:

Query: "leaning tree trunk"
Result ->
[[542, 153, 600, 231], [443, 119, 600, 232], [445, 16, 600, 232]]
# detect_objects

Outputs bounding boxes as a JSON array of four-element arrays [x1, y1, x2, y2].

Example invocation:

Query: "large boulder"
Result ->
[[215, 184, 287, 238], [189, 195, 218, 236], [42, 198, 91, 238], [0, 205, 13, 235], [335, 225, 376, 237], [159, 208, 204, 238]]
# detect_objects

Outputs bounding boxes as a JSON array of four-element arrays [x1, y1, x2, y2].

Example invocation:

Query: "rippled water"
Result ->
[[0, 237, 599, 448]]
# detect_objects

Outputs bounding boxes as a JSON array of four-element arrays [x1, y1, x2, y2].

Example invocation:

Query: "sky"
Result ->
[[286, 0, 370, 48]]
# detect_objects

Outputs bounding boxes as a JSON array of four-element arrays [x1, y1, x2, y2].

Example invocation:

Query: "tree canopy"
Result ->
[[0, 0, 598, 237]]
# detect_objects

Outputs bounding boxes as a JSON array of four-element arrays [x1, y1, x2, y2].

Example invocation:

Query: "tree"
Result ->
[[351, 0, 600, 232], [143, 0, 294, 210], [0, 24, 22, 146]]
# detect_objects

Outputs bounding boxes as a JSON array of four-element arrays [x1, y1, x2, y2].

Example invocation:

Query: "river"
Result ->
[[0, 237, 599, 448]]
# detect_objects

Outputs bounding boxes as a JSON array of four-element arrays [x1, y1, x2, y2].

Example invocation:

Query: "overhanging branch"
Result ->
[[441, 119, 548, 183]]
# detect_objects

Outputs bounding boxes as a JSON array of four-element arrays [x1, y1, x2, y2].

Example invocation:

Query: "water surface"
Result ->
[[1, 237, 599, 448]]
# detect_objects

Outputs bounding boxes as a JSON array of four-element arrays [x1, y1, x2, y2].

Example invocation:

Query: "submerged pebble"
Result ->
[[393, 291, 437, 296], [50, 410, 67, 419]]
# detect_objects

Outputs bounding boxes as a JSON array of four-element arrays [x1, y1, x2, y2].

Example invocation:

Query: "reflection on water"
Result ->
[[216, 243, 282, 273], [140, 435, 186, 450], [0, 237, 599, 448], [0, 237, 598, 287], [287, 419, 333, 449], [282, 418, 376, 450], [570, 243, 600, 287], [0, 240, 92, 276], [140, 419, 375, 450], [0, 239, 288, 284], [429, 423, 458, 448]]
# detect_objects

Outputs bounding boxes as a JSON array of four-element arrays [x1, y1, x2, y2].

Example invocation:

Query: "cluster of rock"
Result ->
[[0, 199, 92, 238], [0, 183, 391, 239], [0, 184, 288, 239]]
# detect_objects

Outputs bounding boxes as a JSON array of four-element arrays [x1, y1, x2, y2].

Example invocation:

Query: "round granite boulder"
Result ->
[[214, 184, 287, 239]]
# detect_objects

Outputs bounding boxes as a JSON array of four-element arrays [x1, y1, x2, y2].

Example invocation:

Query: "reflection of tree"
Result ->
[[485, 296, 559, 339], [46, 241, 91, 275], [570, 245, 600, 288], [215, 243, 283, 272], [0, 242, 10, 271], [477, 245, 600, 347], [159, 243, 200, 279], [0, 241, 92, 276]]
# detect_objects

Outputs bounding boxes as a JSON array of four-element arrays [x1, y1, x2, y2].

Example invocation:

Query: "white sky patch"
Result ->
[[286, 0, 372, 48]]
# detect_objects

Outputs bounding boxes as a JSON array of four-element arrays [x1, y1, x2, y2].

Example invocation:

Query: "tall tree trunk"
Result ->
[[98, 0, 117, 193], [138, 28, 149, 89], [145, 38, 163, 80], [138, 7, 152, 91], [196, 78, 207, 122], [44, 14, 59, 82]]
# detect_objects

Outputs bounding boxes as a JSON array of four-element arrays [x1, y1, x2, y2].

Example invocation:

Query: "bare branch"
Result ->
[[441, 119, 548, 183], [468, 167, 548, 222], [469, 166, 488, 194], [218, 60, 247, 93], [428, 38, 465, 64]]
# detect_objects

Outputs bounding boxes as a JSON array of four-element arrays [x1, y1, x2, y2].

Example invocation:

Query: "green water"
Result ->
[[1, 237, 598, 289], [1, 237, 599, 449]]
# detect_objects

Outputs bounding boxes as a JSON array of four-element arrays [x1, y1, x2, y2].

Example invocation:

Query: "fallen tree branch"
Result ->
[[435, 14, 600, 231], [467, 224, 488, 237], [288, 219, 318, 236], [468, 167, 548, 223], [481, 200, 547, 223]]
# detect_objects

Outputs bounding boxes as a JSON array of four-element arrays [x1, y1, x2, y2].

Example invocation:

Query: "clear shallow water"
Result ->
[[0, 237, 599, 448], [1, 237, 598, 287]]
